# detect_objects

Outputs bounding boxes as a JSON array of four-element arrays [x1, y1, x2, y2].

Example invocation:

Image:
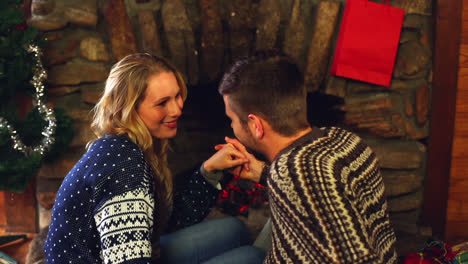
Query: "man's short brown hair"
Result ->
[[218, 51, 309, 136]]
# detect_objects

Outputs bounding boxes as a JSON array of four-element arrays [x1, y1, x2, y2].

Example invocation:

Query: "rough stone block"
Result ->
[[405, 97, 414, 117], [379, 148, 421, 169], [123, 0, 160, 19], [390, 209, 421, 225], [70, 121, 94, 147], [342, 96, 394, 113], [382, 170, 423, 197], [37, 192, 56, 210], [419, 28, 432, 55], [366, 139, 424, 169], [31, 0, 55, 16], [255, 0, 281, 51], [303, 0, 340, 92], [283, 0, 306, 69], [230, 30, 253, 60], [29, 0, 99, 29], [37, 147, 85, 179], [39, 206, 52, 229], [391, 114, 409, 136], [342, 98, 410, 137], [80, 36, 110, 62], [28, 9, 68, 31], [394, 41, 431, 79], [36, 177, 63, 193], [324, 76, 346, 98], [44, 37, 79, 66], [353, 119, 405, 138], [226, 0, 255, 60], [345, 115, 386, 125], [64, 0, 98, 27], [137, 11, 162, 55], [403, 14, 425, 30], [415, 82, 429, 126], [48, 59, 109, 86], [388, 191, 423, 212], [162, 0, 198, 85], [183, 0, 201, 34], [389, 80, 410, 92], [80, 82, 105, 104], [225, 0, 255, 30], [347, 80, 386, 93], [49, 93, 93, 121], [47, 85, 81, 96], [404, 118, 427, 139], [389, 78, 427, 93], [392, 222, 421, 235], [277, 0, 294, 23], [200, 0, 224, 83], [399, 30, 419, 44], [392, 0, 432, 15], [102, 0, 138, 61]]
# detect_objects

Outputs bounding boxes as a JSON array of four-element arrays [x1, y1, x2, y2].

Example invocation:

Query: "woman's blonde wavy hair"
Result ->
[[90, 53, 187, 201]]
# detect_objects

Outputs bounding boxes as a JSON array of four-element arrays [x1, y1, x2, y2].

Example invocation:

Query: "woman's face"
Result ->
[[137, 72, 183, 139]]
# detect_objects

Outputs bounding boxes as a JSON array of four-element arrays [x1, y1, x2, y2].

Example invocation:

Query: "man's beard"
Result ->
[[238, 126, 267, 161]]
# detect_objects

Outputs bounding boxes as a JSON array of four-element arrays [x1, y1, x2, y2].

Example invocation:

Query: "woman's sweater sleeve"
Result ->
[[94, 187, 154, 263], [168, 169, 221, 231]]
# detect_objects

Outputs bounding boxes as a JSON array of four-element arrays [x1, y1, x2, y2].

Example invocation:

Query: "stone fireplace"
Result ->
[[30, 0, 433, 252]]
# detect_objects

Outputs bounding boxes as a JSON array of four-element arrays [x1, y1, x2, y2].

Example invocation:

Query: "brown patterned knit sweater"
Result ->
[[263, 127, 397, 264]]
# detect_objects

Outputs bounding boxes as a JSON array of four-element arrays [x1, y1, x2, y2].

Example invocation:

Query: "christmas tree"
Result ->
[[0, 0, 74, 192]]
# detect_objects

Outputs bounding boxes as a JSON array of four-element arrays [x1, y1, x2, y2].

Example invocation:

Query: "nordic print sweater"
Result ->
[[44, 134, 219, 264], [264, 127, 397, 264]]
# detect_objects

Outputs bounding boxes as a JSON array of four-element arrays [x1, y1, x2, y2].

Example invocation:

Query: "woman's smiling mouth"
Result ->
[[163, 120, 178, 128]]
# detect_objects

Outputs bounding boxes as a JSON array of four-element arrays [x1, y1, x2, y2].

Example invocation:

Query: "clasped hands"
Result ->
[[203, 137, 264, 183]]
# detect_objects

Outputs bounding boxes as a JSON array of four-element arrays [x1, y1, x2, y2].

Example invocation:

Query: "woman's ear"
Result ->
[[248, 114, 264, 139]]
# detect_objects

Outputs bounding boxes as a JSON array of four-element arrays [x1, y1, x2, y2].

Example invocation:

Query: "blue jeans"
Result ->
[[160, 217, 265, 264]]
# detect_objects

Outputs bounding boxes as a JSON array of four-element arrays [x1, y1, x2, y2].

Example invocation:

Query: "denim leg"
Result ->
[[202, 245, 265, 264], [253, 218, 272, 253], [160, 217, 252, 264]]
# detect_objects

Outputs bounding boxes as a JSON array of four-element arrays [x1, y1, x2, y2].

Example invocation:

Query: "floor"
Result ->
[[0, 236, 34, 264], [0, 233, 441, 264], [206, 204, 271, 242], [0, 205, 456, 264], [208, 202, 435, 259]]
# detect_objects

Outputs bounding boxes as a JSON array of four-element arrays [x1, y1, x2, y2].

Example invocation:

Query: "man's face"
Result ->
[[223, 95, 258, 151]]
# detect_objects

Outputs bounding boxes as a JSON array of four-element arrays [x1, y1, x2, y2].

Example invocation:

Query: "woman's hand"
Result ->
[[216, 137, 265, 183], [203, 143, 248, 172]]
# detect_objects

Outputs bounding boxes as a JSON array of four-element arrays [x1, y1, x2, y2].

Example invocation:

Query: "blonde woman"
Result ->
[[44, 53, 265, 264]]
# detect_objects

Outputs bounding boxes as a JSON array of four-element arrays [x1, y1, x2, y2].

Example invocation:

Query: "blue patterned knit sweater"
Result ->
[[44, 134, 220, 263]]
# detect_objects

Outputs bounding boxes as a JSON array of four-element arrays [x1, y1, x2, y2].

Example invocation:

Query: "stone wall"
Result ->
[[30, 0, 433, 238]]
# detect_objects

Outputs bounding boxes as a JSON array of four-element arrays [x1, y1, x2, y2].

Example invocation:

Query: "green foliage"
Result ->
[[0, 0, 74, 193], [0, 0, 40, 107], [0, 153, 42, 193], [0, 107, 75, 192], [20, 107, 75, 163]]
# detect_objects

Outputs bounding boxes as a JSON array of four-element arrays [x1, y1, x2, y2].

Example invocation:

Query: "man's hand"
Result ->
[[204, 143, 248, 172], [215, 137, 265, 183]]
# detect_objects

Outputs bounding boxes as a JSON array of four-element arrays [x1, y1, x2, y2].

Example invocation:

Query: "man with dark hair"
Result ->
[[217, 51, 398, 264]]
